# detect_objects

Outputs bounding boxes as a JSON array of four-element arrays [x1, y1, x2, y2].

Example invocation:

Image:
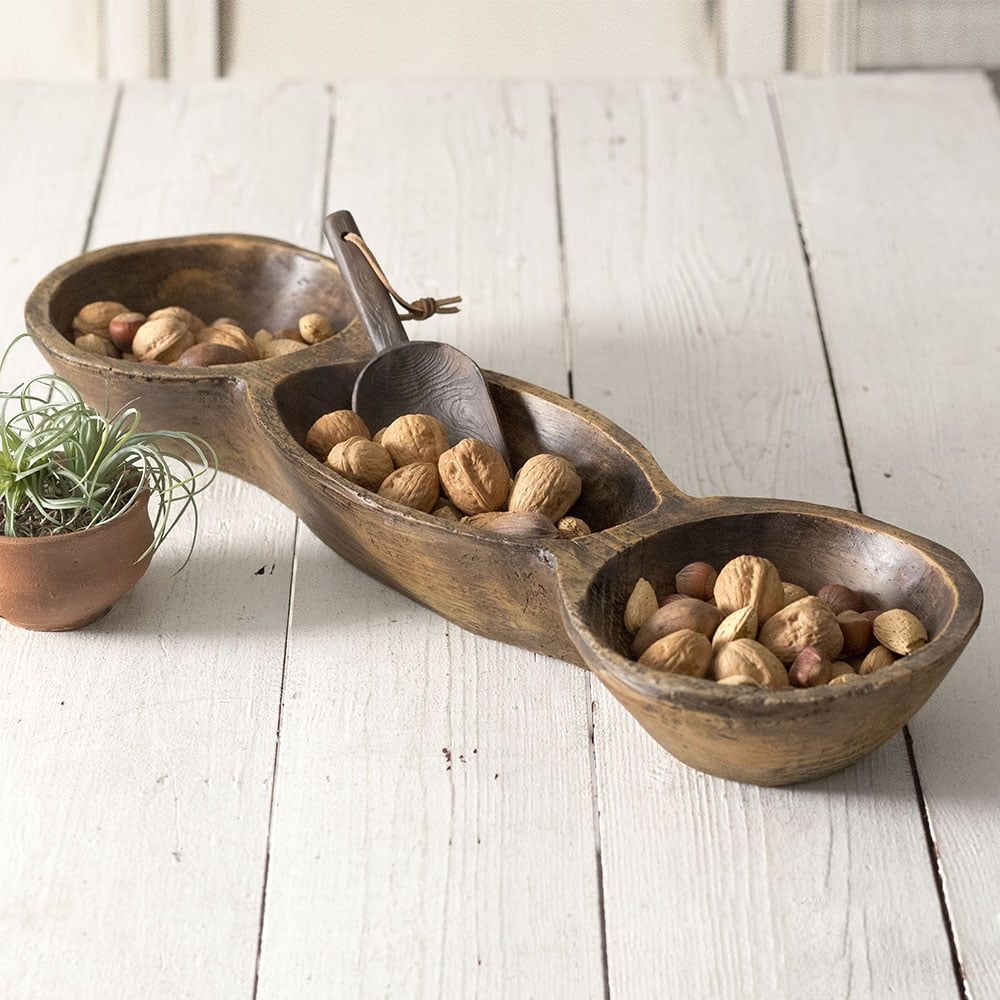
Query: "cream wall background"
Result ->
[[1, 0, 999, 80]]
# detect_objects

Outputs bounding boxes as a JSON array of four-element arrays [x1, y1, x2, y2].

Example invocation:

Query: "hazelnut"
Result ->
[[789, 646, 832, 688], [299, 313, 334, 343], [438, 438, 510, 514], [108, 311, 146, 350], [829, 660, 855, 679], [837, 610, 874, 658], [72, 300, 129, 339], [675, 562, 717, 601], [381, 414, 450, 467], [829, 673, 864, 687], [74, 333, 121, 358], [714, 555, 784, 622], [758, 596, 844, 664], [631, 598, 724, 658], [639, 629, 712, 678], [817, 583, 864, 616], [132, 317, 195, 363], [305, 410, 370, 458], [326, 436, 393, 491], [624, 578, 658, 634], [433, 504, 460, 521]]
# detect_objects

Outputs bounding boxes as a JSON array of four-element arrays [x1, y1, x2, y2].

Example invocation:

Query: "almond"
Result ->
[[508, 453, 581, 522], [638, 629, 712, 678], [873, 609, 928, 655], [711, 605, 758, 651], [624, 578, 658, 634], [859, 645, 896, 675], [463, 511, 559, 539], [557, 516, 591, 538]]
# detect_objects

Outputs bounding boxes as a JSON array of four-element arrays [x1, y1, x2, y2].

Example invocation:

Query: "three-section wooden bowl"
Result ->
[[25, 234, 983, 785]]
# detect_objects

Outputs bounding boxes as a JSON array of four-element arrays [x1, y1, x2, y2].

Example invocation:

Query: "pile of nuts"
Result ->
[[305, 408, 591, 539], [623, 555, 930, 689], [70, 300, 351, 366]]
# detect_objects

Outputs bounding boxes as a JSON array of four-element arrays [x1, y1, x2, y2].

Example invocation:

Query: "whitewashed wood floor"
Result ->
[[1, 73, 997, 1000]]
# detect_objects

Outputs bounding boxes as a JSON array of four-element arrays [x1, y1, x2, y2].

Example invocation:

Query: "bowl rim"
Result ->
[[25, 232, 344, 380], [559, 498, 984, 716]]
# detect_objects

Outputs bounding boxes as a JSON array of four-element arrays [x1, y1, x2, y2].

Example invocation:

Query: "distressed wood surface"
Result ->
[[4, 74, 998, 999], [253, 81, 605, 1000], [776, 70, 1000, 1000], [554, 79, 959, 999], [0, 81, 330, 999]]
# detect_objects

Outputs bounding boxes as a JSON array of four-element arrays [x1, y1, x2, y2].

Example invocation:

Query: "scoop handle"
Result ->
[[324, 210, 409, 352]]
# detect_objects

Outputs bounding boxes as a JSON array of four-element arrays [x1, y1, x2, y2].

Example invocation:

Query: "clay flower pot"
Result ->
[[0, 490, 154, 631]]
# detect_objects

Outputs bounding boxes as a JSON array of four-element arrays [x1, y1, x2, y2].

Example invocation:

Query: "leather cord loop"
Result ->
[[343, 232, 462, 321]]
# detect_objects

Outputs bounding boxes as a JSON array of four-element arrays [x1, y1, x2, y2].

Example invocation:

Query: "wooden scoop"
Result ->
[[324, 210, 511, 468]]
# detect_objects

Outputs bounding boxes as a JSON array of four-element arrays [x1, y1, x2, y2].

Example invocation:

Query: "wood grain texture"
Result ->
[[253, 81, 605, 999], [554, 79, 958, 998], [775, 70, 1000, 999], [0, 81, 330, 999]]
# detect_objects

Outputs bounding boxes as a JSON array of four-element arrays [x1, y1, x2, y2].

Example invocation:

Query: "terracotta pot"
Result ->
[[0, 491, 154, 631]]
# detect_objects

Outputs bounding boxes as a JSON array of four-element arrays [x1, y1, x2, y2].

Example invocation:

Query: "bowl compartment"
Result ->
[[580, 509, 959, 662], [44, 236, 356, 344], [273, 366, 662, 533]]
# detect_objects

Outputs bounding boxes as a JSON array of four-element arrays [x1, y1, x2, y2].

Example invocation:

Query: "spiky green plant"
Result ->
[[0, 337, 216, 563]]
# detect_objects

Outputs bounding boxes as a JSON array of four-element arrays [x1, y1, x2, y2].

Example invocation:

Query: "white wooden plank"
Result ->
[[224, 1, 717, 78], [775, 69, 1000, 999], [254, 81, 605, 999], [0, 1, 101, 80], [718, 0, 788, 74], [555, 79, 958, 999], [857, 0, 1000, 69], [0, 81, 330, 999], [791, 0, 859, 72], [104, 0, 166, 79], [167, 0, 220, 79]]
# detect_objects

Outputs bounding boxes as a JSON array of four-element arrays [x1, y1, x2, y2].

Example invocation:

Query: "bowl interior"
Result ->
[[44, 236, 356, 341], [579, 510, 960, 662], [273, 365, 661, 532]]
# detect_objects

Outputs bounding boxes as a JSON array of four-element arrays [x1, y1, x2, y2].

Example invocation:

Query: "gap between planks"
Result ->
[[548, 83, 611, 1000], [764, 79, 968, 1000], [251, 83, 336, 999]]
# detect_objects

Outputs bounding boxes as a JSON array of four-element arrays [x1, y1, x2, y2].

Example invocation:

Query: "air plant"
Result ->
[[0, 336, 216, 563]]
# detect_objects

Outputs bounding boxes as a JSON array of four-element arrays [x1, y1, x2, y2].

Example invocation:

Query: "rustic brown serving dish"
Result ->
[[25, 234, 983, 785]]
